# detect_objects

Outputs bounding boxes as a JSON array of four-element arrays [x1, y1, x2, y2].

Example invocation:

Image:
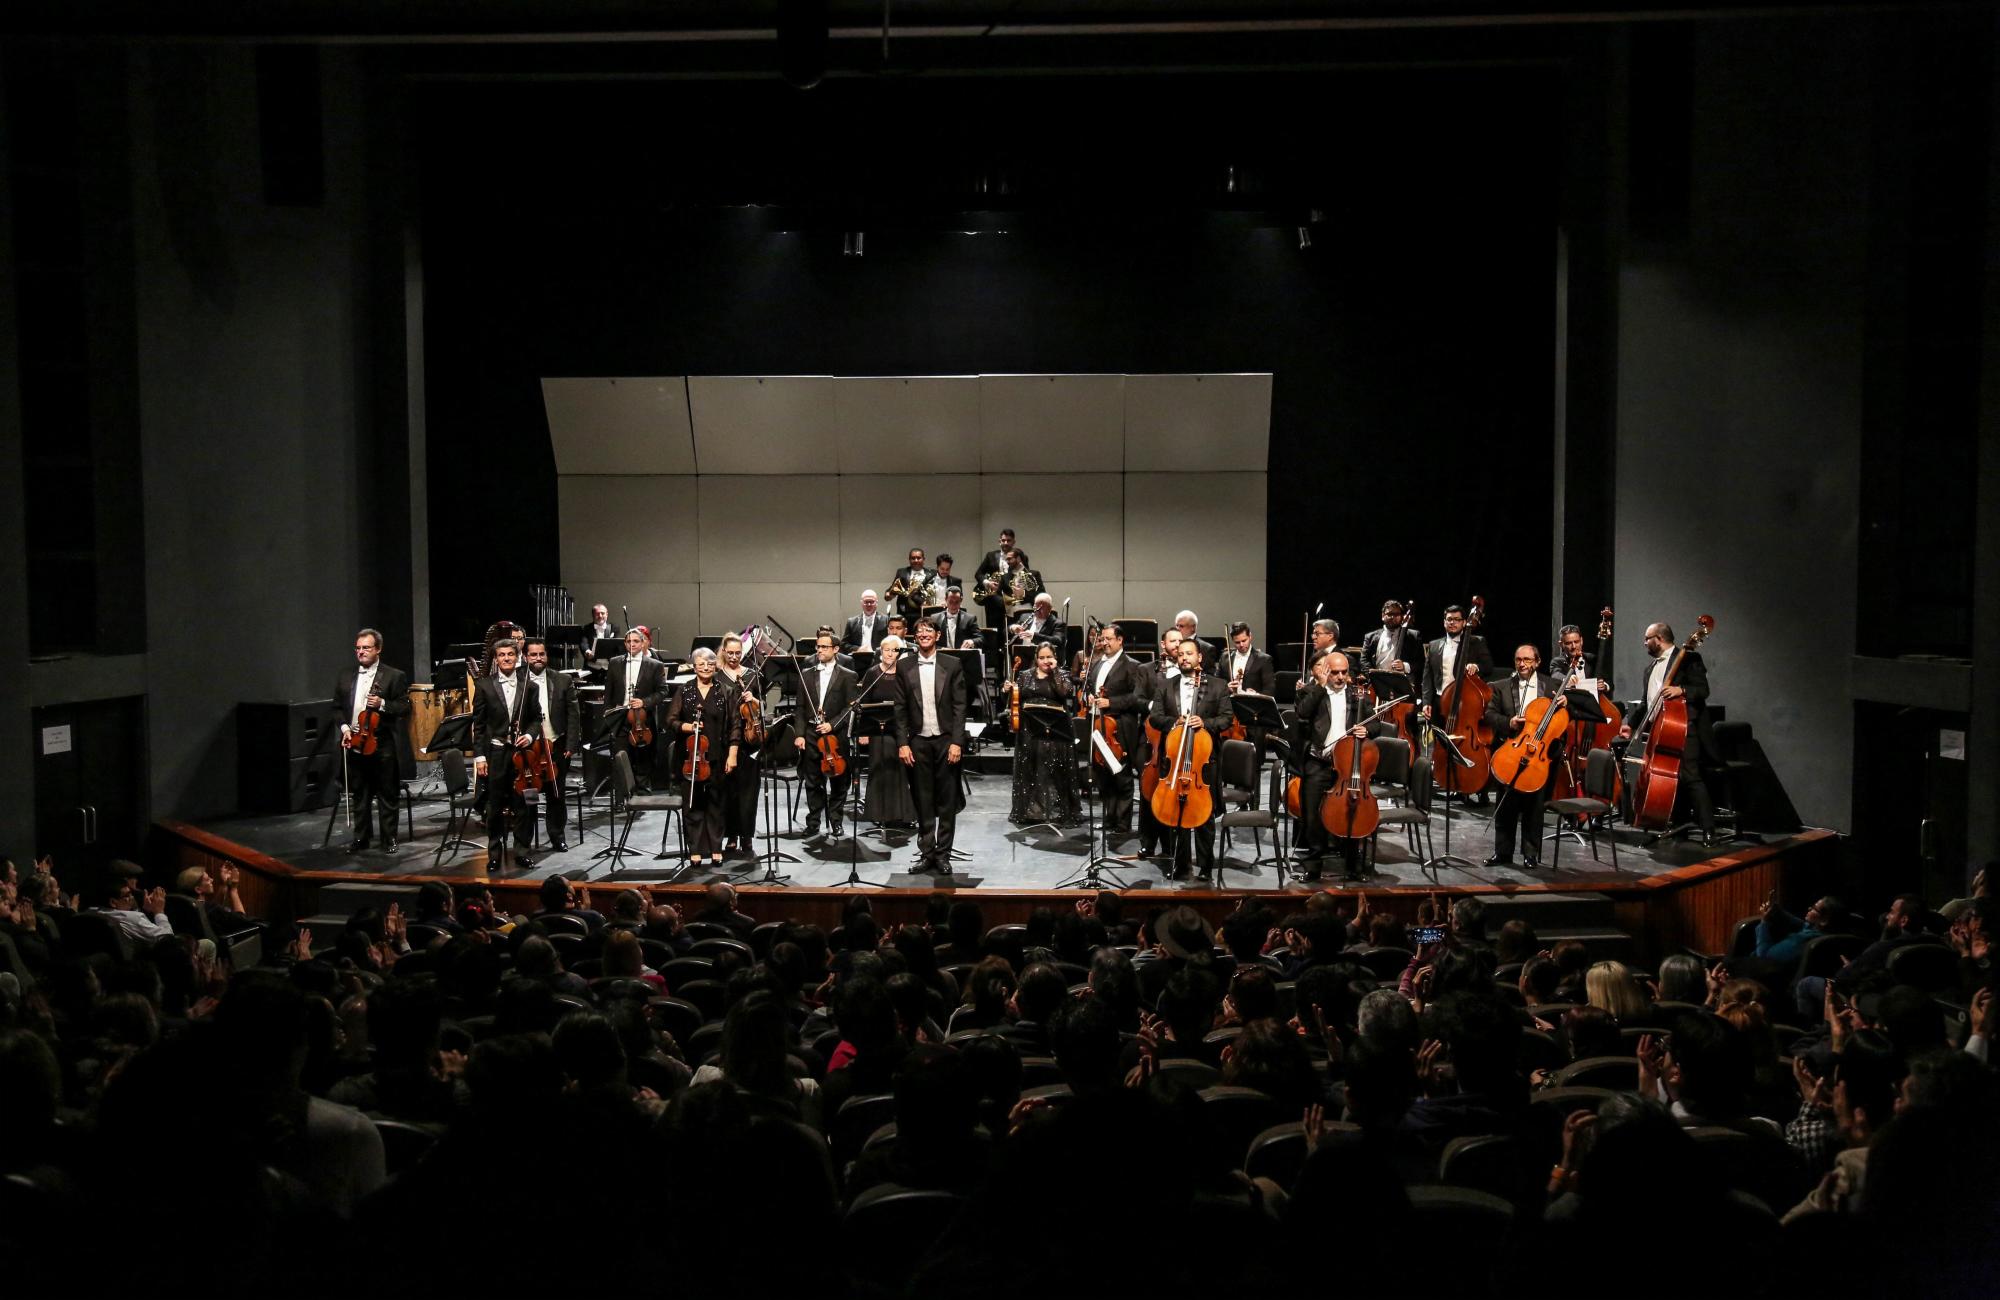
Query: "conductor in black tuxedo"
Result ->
[[895, 619, 969, 873], [470, 637, 544, 868], [1361, 600, 1422, 676], [1619, 622, 1719, 844], [336, 627, 412, 853], [1147, 637, 1232, 881], [523, 636, 581, 853], [606, 627, 666, 788], [794, 630, 860, 836], [1293, 650, 1388, 881], [1485, 644, 1563, 869], [1082, 622, 1146, 831]]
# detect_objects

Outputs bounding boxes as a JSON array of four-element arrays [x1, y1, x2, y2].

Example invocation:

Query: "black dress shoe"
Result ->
[[805, 819, 821, 836], [1482, 853, 1513, 867], [380, 836, 398, 852], [1522, 855, 1543, 869], [549, 837, 568, 853], [829, 819, 843, 836], [348, 837, 370, 854], [517, 853, 535, 869]]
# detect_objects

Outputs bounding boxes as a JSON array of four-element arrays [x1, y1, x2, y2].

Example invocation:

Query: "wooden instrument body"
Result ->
[[1490, 693, 1569, 794], [511, 736, 557, 795], [1148, 716, 1215, 829], [624, 699, 653, 748], [682, 719, 711, 783], [1629, 697, 1689, 829], [343, 705, 384, 756], [1140, 718, 1163, 799], [1318, 730, 1381, 840], [815, 731, 846, 777], [1434, 672, 1494, 793], [1092, 714, 1124, 767]]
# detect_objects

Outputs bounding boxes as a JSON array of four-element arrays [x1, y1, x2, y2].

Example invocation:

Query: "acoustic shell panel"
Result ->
[[542, 377, 695, 475], [1122, 373, 1273, 473], [837, 475, 984, 602], [979, 473, 1124, 588], [697, 582, 844, 654], [833, 376, 982, 474], [557, 476, 700, 584], [978, 374, 1125, 473], [687, 376, 839, 475], [1122, 472, 1266, 582], [1122, 581, 1268, 642]]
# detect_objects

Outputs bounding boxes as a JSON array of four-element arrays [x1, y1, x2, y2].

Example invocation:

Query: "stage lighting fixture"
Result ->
[[1297, 226, 1312, 250], [843, 231, 866, 257]]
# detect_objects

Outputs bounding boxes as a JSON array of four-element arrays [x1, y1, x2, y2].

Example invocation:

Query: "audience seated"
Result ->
[[4, 863, 1995, 1300]]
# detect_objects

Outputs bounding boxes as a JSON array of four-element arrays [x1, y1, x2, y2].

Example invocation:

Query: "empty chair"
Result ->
[[1517, 1027, 1566, 1075], [1368, 740, 1437, 869], [1884, 940, 1959, 993], [608, 750, 685, 866], [1552, 1056, 1639, 1091], [749, 920, 786, 958], [546, 932, 588, 968], [842, 1186, 969, 1291], [1438, 1134, 1522, 1199], [1546, 747, 1621, 871], [1216, 738, 1282, 868], [429, 749, 483, 869], [1792, 933, 1865, 983], [686, 1021, 725, 1064]]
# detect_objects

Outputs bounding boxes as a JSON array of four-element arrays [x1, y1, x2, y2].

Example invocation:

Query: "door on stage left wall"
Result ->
[[33, 696, 149, 903]]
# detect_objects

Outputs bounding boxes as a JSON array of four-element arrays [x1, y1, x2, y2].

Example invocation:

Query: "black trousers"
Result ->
[[685, 775, 727, 858], [1492, 781, 1549, 859], [1090, 716, 1138, 828], [611, 729, 656, 789], [541, 748, 570, 841], [908, 734, 959, 863], [482, 743, 535, 850], [1630, 726, 1719, 836], [347, 748, 399, 842], [799, 743, 852, 824], [723, 756, 759, 841]]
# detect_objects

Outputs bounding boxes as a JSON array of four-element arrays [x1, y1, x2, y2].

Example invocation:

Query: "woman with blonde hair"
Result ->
[[1584, 960, 1652, 1022]]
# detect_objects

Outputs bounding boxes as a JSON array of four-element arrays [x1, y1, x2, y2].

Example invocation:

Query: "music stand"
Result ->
[[1054, 708, 1134, 891], [750, 715, 801, 883], [1013, 702, 1073, 841], [1367, 670, 1417, 706], [689, 635, 723, 656], [1417, 720, 1481, 875], [837, 695, 895, 888], [1114, 618, 1158, 652]]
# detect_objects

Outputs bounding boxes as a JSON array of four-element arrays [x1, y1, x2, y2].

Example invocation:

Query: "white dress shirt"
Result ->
[[916, 655, 941, 736], [1646, 655, 1671, 711], [531, 671, 557, 742], [624, 658, 641, 704], [1319, 689, 1350, 756], [1092, 651, 1122, 695], [858, 614, 877, 652], [1441, 636, 1461, 682]]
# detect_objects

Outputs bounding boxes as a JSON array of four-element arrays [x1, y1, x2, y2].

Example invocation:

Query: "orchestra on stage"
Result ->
[[349, 526, 1728, 882]]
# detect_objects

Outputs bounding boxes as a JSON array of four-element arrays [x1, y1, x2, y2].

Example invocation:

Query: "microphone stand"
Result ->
[[1057, 636, 1131, 890], [831, 664, 888, 889]]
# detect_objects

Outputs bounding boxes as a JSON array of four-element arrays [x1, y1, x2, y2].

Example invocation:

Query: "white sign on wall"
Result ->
[[41, 725, 72, 755]]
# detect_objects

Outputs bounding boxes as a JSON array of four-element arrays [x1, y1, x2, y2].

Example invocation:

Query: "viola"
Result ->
[[682, 714, 711, 783], [512, 735, 558, 795], [1148, 670, 1215, 830], [624, 698, 653, 748], [343, 704, 383, 756], [1433, 594, 1494, 795], [811, 694, 845, 777], [1629, 615, 1716, 830]]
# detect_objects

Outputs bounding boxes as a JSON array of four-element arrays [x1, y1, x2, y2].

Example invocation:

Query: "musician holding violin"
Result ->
[[1619, 621, 1720, 844], [718, 633, 765, 854], [522, 637, 581, 853], [1292, 650, 1384, 882], [795, 630, 861, 836], [336, 627, 411, 854], [1081, 622, 1145, 832], [469, 636, 544, 869], [607, 627, 667, 790], [1147, 636, 1232, 881], [1010, 642, 1081, 828], [664, 646, 743, 868], [1483, 645, 1563, 870]]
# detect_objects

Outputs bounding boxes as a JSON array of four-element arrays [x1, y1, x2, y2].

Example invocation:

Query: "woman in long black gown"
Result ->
[[1011, 642, 1081, 827], [861, 638, 918, 827]]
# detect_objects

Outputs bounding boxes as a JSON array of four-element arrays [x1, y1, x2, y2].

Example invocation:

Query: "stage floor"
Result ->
[[198, 760, 1789, 894]]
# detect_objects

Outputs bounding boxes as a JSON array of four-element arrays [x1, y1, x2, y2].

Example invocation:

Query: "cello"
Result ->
[[1432, 595, 1494, 796], [1488, 658, 1571, 796], [1628, 616, 1716, 830], [1317, 688, 1413, 841], [1148, 668, 1215, 834]]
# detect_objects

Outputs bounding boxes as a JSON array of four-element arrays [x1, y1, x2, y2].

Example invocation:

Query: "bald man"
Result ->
[[1484, 644, 1562, 869]]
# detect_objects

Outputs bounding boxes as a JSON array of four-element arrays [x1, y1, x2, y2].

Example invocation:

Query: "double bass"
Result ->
[[1148, 669, 1215, 832], [1628, 616, 1716, 830], [1552, 608, 1624, 813], [1433, 595, 1495, 795]]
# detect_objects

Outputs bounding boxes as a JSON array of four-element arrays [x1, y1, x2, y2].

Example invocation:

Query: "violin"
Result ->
[[737, 669, 766, 745], [1010, 679, 1022, 733], [811, 695, 845, 777], [512, 735, 558, 795], [624, 698, 653, 748], [343, 703, 384, 755], [1629, 615, 1716, 830], [681, 713, 712, 783], [1148, 669, 1215, 830], [1433, 594, 1494, 795]]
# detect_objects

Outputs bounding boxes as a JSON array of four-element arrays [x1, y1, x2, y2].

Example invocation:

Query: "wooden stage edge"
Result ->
[[153, 820, 1840, 964]]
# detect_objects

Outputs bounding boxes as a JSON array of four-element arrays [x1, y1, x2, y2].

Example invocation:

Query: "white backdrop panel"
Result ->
[[558, 477, 700, 583], [687, 376, 838, 475], [1043, 580, 1126, 630], [585, 582, 701, 656], [979, 375, 1125, 472], [980, 473, 1123, 584], [542, 377, 695, 475], [1123, 581, 1268, 638], [1123, 374, 1273, 472], [834, 377, 982, 473], [837, 475, 984, 595], [698, 476, 839, 583], [1122, 472, 1266, 581], [698, 582, 843, 649]]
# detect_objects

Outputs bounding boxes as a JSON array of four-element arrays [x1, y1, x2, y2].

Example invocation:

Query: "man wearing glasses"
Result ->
[[92, 875, 175, 946]]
